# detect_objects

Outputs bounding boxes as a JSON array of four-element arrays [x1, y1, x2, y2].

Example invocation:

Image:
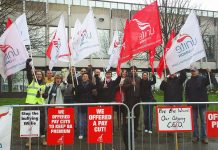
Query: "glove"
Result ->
[[26, 58, 32, 69]]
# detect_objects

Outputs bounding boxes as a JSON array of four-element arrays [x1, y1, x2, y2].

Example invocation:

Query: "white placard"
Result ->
[[157, 106, 193, 132], [20, 110, 40, 137]]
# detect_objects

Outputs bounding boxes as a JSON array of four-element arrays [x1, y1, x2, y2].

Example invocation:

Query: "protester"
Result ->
[[45, 70, 54, 85], [140, 72, 156, 133], [185, 66, 214, 144], [123, 66, 141, 131], [75, 73, 97, 139], [114, 69, 127, 128], [44, 73, 65, 104], [160, 69, 186, 103], [25, 58, 47, 146]]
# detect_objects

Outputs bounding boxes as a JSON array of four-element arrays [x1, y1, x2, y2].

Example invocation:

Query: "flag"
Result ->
[[108, 30, 119, 55], [0, 50, 6, 79], [106, 47, 120, 71], [46, 15, 70, 70], [6, 17, 12, 29], [15, 13, 30, 45], [165, 11, 206, 74], [116, 20, 132, 75], [71, 8, 100, 64], [0, 107, 13, 150], [0, 23, 29, 80], [156, 29, 175, 78], [69, 19, 82, 65], [149, 49, 156, 74], [129, 1, 162, 55]]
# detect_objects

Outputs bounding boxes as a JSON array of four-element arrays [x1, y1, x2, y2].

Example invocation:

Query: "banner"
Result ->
[[166, 11, 206, 74], [46, 15, 70, 70], [0, 23, 29, 80], [206, 111, 218, 137], [129, 1, 162, 55], [72, 8, 100, 64], [156, 106, 193, 132], [15, 13, 30, 45], [156, 29, 175, 78], [47, 108, 74, 145], [0, 107, 13, 150], [87, 106, 113, 143], [20, 110, 40, 137]]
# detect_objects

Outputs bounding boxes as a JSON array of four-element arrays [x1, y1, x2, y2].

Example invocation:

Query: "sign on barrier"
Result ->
[[156, 106, 193, 132], [207, 111, 218, 137], [87, 106, 113, 143], [47, 108, 74, 145], [20, 110, 40, 137]]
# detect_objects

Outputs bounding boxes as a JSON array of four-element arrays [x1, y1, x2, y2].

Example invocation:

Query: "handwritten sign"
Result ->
[[47, 108, 74, 145], [156, 106, 193, 132], [20, 110, 40, 137], [87, 106, 113, 143], [207, 111, 218, 137]]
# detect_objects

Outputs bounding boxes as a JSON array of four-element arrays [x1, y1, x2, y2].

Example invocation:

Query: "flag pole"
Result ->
[[29, 45, 38, 84], [131, 60, 136, 91], [205, 56, 212, 90], [163, 48, 167, 77]]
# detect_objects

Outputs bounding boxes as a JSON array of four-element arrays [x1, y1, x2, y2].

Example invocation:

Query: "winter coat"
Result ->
[[160, 70, 186, 102], [140, 75, 156, 102], [45, 83, 65, 104]]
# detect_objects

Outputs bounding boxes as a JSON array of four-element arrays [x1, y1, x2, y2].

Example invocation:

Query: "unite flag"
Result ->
[[166, 11, 206, 74]]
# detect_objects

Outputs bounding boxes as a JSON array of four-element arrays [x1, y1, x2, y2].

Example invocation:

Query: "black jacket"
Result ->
[[97, 76, 121, 102], [160, 70, 186, 102], [140, 75, 156, 102], [185, 74, 211, 108]]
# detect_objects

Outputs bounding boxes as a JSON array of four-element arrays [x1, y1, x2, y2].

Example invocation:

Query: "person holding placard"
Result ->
[[185, 66, 214, 144], [140, 72, 156, 134]]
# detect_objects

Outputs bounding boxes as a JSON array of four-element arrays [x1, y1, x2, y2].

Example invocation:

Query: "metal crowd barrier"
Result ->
[[131, 101, 218, 150]]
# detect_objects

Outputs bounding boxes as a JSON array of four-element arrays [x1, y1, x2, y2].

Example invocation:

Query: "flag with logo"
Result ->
[[69, 19, 82, 65], [72, 8, 100, 64], [108, 30, 119, 55], [156, 29, 175, 78], [116, 20, 132, 75], [46, 15, 70, 70], [0, 107, 13, 150], [129, 1, 162, 55], [15, 13, 31, 46], [6, 17, 12, 29], [165, 11, 206, 74], [0, 23, 29, 80]]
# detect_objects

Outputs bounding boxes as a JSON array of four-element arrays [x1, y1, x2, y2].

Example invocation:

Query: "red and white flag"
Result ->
[[156, 29, 175, 78], [129, 1, 162, 55], [6, 17, 12, 29], [0, 23, 29, 80], [108, 30, 119, 55], [71, 8, 100, 64], [15, 13, 31, 46], [149, 48, 156, 74], [0, 107, 13, 150], [46, 15, 70, 70], [116, 20, 132, 75]]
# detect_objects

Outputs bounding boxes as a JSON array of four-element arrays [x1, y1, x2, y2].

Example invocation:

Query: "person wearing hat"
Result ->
[[185, 66, 214, 144], [160, 69, 186, 103]]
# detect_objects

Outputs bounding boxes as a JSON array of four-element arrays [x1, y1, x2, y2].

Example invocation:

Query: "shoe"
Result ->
[[192, 137, 199, 143], [202, 139, 208, 144], [144, 129, 148, 133], [78, 135, 83, 140], [148, 130, 152, 134]]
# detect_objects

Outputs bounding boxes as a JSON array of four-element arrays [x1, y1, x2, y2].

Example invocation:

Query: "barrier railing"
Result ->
[[131, 101, 218, 150]]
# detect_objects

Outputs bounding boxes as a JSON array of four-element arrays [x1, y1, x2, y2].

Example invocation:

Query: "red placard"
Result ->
[[156, 106, 193, 132], [206, 111, 218, 137], [87, 106, 113, 144], [47, 108, 74, 145]]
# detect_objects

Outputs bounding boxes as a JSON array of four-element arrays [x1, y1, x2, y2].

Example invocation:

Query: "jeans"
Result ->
[[143, 105, 153, 131], [78, 107, 87, 136], [192, 106, 207, 140]]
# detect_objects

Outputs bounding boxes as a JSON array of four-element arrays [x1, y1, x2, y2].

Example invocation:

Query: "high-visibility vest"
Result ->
[[25, 81, 46, 104]]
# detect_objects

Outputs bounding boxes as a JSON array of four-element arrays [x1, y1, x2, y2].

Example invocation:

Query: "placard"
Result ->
[[47, 108, 74, 145], [87, 106, 113, 143], [156, 106, 193, 132], [20, 110, 40, 137], [207, 111, 218, 137]]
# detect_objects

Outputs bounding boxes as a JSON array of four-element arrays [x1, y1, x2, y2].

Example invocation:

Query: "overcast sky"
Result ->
[[102, 0, 218, 11]]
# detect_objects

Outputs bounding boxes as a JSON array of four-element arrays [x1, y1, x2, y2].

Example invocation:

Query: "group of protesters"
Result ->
[[24, 58, 217, 147]]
